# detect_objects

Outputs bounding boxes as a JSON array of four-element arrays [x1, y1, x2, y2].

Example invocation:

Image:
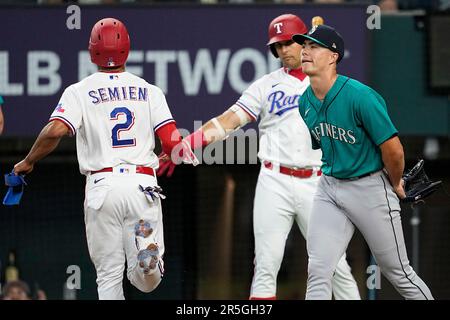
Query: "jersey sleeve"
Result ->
[[357, 88, 398, 146], [150, 86, 175, 131], [49, 86, 82, 136], [0, 95, 4, 105], [235, 79, 264, 121]]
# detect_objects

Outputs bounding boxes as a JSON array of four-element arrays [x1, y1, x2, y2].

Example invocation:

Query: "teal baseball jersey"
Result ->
[[0, 95, 4, 104], [299, 75, 398, 179]]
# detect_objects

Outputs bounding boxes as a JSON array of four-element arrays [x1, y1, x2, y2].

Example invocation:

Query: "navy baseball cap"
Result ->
[[292, 24, 345, 63]]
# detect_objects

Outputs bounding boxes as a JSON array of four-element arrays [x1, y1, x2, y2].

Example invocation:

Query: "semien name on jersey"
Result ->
[[89, 86, 148, 104]]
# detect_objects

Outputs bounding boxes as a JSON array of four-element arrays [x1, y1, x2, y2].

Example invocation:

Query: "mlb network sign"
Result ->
[[0, 6, 367, 136], [0, 49, 279, 96]]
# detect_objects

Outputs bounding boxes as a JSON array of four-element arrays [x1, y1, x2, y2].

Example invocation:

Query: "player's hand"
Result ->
[[13, 159, 34, 175], [157, 140, 199, 177], [156, 152, 176, 178], [393, 179, 406, 200], [171, 140, 199, 166]]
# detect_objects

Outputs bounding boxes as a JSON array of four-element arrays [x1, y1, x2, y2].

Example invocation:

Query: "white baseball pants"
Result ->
[[306, 171, 433, 300], [84, 170, 164, 300]]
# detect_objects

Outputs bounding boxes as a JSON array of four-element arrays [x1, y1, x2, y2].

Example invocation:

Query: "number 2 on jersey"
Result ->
[[110, 107, 136, 148]]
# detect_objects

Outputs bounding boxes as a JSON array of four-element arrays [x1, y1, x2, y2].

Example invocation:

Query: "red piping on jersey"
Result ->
[[285, 67, 307, 82], [155, 122, 182, 155]]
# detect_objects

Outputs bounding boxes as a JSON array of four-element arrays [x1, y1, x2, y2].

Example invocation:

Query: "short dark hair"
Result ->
[[2, 280, 31, 298]]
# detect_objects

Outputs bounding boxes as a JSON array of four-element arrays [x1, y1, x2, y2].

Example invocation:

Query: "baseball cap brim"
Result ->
[[292, 33, 329, 50]]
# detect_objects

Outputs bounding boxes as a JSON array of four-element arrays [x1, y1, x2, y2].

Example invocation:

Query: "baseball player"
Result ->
[[158, 14, 361, 300], [13, 18, 197, 300], [293, 25, 433, 299]]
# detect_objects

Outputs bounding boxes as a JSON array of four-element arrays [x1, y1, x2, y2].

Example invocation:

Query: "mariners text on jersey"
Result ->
[[310, 122, 356, 145], [88, 86, 149, 104]]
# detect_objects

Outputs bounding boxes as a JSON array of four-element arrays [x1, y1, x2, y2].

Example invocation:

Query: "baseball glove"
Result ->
[[401, 159, 442, 204]]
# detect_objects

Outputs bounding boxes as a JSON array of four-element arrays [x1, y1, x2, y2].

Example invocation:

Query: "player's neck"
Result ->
[[98, 66, 125, 73], [285, 66, 307, 81], [309, 72, 338, 101]]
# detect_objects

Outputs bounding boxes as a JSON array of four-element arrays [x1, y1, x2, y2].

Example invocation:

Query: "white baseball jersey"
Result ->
[[236, 68, 322, 168], [49, 71, 174, 175]]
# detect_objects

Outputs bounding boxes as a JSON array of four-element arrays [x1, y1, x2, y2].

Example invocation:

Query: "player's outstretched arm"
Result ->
[[14, 120, 70, 175], [185, 105, 253, 149], [380, 136, 406, 199]]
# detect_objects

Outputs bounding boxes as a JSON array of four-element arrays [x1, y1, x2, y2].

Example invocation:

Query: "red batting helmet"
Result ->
[[267, 14, 307, 58], [88, 18, 130, 68]]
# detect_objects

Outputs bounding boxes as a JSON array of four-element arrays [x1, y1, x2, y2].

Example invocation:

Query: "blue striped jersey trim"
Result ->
[[236, 101, 257, 120], [49, 116, 76, 135], [154, 118, 175, 131]]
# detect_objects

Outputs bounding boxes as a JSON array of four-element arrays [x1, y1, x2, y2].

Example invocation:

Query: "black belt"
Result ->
[[334, 170, 380, 181]]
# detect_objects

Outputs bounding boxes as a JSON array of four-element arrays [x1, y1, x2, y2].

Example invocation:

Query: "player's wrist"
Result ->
[[23, 156, 35, 167]]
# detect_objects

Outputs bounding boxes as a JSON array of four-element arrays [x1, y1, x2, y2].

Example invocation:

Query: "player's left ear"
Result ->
[[329, 52, 338, 65]]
